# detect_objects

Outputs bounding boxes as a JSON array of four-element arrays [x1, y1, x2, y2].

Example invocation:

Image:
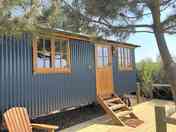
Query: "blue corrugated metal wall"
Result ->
[[112, 49, 137, 95], [0, 33, 137, 117], [0, 34, 96, 117]]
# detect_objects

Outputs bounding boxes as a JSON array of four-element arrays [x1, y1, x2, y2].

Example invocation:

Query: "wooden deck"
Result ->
[[61, 100, 176, 132]]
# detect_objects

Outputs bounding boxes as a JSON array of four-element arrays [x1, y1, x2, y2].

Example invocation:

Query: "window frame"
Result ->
[[33, 36, 71, 74], [117, 47, 133, 71]]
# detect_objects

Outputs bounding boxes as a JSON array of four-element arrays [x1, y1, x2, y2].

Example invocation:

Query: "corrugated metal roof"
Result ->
[[42, 28, 140, 48]]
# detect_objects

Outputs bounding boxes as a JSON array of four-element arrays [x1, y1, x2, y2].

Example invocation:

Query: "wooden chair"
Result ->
[[3, 107, 59, 132]]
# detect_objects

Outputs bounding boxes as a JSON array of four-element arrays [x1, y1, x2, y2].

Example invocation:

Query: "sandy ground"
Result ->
[[61, 99, 176, 132]]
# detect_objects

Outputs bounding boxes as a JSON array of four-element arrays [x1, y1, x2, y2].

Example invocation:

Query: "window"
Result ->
[[33, 37, 71, 73], [117, 47, 133, 70], [97, 46, 111, 67]]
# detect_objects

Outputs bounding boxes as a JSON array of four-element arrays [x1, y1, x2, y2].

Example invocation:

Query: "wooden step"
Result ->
[[105, 97, 120, 103], [101, 94, 114, 100], [110, 103, 126, 111], [107, 102, 118, 106], [97, 94, 143, 127], [116, 110, 133, 117]]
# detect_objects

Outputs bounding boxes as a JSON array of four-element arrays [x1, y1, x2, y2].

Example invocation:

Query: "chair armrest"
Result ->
[[32, 123, 59, 130]]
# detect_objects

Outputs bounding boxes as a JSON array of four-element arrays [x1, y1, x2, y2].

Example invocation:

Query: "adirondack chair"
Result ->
[[3, 107, 59, 132]]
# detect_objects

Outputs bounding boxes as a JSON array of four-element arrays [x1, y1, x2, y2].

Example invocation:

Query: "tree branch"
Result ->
[[162, 14, 176, 26], [63, 0, 153, 30], [163, 24, 176, 31], [119, 12, 152, 19], [160, 0, 174, 5], [63, 0, 175, 35], [116, 30, 154, 33], [164, 31, 176, 34], [160, 0, 175, 11]]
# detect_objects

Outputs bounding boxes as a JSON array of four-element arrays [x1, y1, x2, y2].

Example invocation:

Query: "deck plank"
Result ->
[[61, 99, 176, 132]]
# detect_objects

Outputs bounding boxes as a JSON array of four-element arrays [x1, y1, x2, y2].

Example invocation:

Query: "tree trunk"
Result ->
[[150, 0, 176, 101], [154, 27, 176, 101]]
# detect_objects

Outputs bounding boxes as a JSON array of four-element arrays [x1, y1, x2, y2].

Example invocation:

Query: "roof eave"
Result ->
[[40, 27, 141, 48]]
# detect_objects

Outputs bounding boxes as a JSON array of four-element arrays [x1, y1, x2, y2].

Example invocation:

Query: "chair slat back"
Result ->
[[3, 107, 32, 132]]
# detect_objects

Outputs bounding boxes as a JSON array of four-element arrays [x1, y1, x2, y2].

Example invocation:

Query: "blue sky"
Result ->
[[126, 7, 176, 62], [128, 33, 176, 62]]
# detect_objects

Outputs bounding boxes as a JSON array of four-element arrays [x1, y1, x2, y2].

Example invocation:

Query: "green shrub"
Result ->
[[137, 58, 162, 98]]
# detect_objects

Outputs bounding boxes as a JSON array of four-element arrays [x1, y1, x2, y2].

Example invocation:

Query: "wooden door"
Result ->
[[96, 45, 114, 97]]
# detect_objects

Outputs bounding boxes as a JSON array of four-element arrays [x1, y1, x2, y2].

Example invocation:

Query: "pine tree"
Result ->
[[62, 0, 176, 100], [0, 0, 61, 34]]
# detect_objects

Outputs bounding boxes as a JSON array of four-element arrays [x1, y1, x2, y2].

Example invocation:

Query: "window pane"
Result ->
[[55, 40, 62, 54], [55, 40, 62, 67], [55, 39, 68, 68], [61, 40, 68, 53], [124, 48, 127, 68], [55, 52, 62, 67], [118, 48, 122, 68], [123, 48, 126, 68], [121, 48, 124, 68], [97, 56, 103, 67], [61, 53, 68, 67], [118, 47, 133, 70], [103, 56, 109, 66], [97, 47, 110, 67], [127, 49, 130, 67], [44, 40, 51, 67], [97, 47, 103, 57], [103, 48, 108, 57], [37, 39, 51, 68], [129, 49, 132, 65]]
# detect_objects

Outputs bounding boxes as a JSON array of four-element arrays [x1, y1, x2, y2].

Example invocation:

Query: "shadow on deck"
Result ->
[[61, 100, 176, 132]]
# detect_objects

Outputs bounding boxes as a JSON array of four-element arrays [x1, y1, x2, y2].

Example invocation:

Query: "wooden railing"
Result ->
[[136, 83, 176, 132], [155, 106, 176, 132], [152, 83, 171, 87], [151, 83, 175, 132], [136, 83, 172, 104], [136, 82, 141, 104]]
